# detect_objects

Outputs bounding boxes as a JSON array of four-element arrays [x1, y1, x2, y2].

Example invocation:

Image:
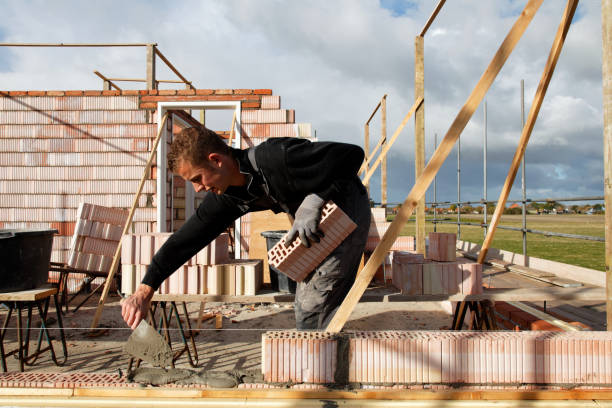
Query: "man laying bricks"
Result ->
[[121, 126, 370, 330]]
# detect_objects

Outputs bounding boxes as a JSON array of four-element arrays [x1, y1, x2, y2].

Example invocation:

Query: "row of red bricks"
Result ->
[[262, 330, 612, 385], [267, 202, 357, 282], [0, 89, 273, 97], [121, 259, 263, 296]]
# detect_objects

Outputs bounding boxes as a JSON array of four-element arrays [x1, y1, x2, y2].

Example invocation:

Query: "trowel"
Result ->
[[123, 319, 174, 368]]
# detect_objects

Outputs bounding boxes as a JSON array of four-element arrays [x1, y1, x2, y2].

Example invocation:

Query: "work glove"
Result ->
[[286, 194, 325, 248]]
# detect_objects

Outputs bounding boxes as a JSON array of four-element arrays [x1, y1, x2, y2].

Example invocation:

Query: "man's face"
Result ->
[[176, 157, 230, 195]]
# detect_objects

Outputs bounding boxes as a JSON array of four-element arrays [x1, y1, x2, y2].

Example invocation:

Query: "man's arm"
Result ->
[[121, 193, 246, 329]]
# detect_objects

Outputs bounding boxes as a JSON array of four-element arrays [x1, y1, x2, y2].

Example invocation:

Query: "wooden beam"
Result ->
[[154, 47, 195, 90], [415, 35, 426, 255], [361, 97, 423, 186], [0, 43, 154, 47], [477, 0, 578, 264], [146, 44, 156, 90], [358, 133, 382, 176], [227, 111, 237, 147], [506, 300, 583, 331], [604, 0, 612, 331], [419, 0, 447, 37], [90, 114, 169, 330], [326, 0, 543, 333], [4, 386, 612, 402], [93, 71, 121, 91], [381, 95, 387, 206]]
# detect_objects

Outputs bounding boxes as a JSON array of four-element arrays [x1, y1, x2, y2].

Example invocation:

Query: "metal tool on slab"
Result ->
[[123, 319, 173, 368]]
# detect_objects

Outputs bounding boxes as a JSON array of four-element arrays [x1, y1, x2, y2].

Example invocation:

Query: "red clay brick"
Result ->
[[177, 89, 196, 96], [47, 91, 65, 96], [65, 90, 83, 96], [84, 90, 102, 96], [148, 89, 158, 95], [242, 101, 260, 109], [233, 89, 253, 94], [195, 89, 214, 95], [139, 102, 157, 109], [27, 91, 46, 96], [214, 89, 233, 94], [51, 221, 76, 237], [102, 90, 120, 96], [158, 89, 177, 96], [8, 91, 27, 96], [122, 90, 140, 95], [254, 89, 273, 95]]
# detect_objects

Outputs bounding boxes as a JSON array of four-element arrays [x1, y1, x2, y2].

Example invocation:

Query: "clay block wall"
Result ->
[[0, 89, 312, 274], [263, 330, 612, 385]]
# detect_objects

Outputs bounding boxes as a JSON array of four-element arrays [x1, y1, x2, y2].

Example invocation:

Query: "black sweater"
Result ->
[[142, 137, 364, 290]]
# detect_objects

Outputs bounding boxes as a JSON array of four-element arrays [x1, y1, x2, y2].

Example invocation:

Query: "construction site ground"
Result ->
[[0, 258, 605, 376]]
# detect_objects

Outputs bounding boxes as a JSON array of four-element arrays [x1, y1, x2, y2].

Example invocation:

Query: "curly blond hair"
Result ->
[[167, 126, 230, 172]]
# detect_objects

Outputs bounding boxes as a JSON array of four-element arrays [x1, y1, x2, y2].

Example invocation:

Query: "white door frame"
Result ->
[[156, 101, 242, 257]]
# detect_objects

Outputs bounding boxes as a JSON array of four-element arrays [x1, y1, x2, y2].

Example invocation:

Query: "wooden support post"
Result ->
[[228, 111, 237, 147], [477, 0, 578, 265], [200, 110, 205, 126], [146, 44, 157, 90], [415, 35, 426, 255], [90, 114, 169, 330], [381, 95, 387, 207], [603, 0, 612, 331], [362, 98, 423, 186], [326, 0, 543, 333]]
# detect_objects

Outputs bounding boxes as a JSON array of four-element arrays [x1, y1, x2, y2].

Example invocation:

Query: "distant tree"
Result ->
[[449, 204, 457, 213], [571, 205, 580, 214]]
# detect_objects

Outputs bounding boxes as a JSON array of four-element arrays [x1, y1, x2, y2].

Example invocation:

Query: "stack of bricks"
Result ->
[[262, 330, 612, 385], [0, 89, 311, 268], [428, 232, 457, 261], [267, 202, 356, 282], [120, 232, 262, 296], [391, 252, 482, 296]]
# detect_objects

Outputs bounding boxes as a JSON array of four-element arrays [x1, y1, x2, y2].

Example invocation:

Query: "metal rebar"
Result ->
[[433, 133, 438, 232], [457, 135, 461, 239]]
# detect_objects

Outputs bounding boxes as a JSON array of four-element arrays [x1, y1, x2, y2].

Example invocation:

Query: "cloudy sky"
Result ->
[[0, 1, 605, 205]]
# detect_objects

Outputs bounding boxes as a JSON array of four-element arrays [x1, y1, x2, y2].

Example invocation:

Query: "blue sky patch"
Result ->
[[379, 0, 417, 17]]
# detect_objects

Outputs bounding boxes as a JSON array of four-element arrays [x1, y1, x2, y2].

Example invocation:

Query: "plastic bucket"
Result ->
[[0, 229, 57, 292], [260, 230, 297, 294]]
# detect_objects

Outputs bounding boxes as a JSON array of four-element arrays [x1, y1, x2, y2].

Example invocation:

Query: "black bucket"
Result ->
[[260, 230, 296, 294], [0, 229, 57, 292]]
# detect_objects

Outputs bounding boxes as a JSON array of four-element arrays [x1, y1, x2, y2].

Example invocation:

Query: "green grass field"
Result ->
[[392, 213, 605, 271]]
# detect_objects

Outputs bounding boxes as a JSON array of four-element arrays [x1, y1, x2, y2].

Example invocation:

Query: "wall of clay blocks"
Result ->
[[0, 89, 310, 270], [267, 202, 357, 282], [391, 251, 482, 295], [262, 330, 612, 385]]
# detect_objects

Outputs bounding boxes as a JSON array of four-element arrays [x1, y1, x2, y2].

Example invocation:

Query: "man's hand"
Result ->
[[286, 194, 325, 248], [121, 283, 154, 330]]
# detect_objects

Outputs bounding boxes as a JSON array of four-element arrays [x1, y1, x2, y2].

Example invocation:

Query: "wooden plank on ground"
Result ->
[[478, 0, 578, 264], [325, 0, 544, 333]]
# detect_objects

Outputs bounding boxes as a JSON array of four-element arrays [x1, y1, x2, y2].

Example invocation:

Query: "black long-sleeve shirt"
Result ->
[[142, 137, 364, 290]]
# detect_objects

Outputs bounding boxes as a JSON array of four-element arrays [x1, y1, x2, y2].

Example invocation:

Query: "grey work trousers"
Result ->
[[294, 178, 371, 330]]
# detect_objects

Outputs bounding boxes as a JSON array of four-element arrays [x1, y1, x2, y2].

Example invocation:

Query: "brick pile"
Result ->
[[391, 251, 482, 296], [267, 202, 356, 282], [262, 330, 612, 385], [120, 232, 263, 296]]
